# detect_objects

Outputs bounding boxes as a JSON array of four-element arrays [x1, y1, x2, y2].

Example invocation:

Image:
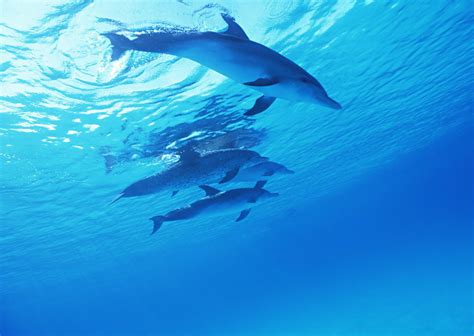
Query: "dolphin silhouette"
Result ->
[[110, 148, 267, 204], [150, 180, 278, 234], [103, 13, 341, 116], [235, 161, 294, 181]]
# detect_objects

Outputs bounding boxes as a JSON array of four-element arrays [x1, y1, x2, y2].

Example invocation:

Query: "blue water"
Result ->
[[1, 1, 473, 335]]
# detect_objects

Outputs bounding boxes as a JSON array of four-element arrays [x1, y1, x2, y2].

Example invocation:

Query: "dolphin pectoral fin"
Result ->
[[254, 180, 267, 189], [236, 209, 251, 222], [244, 78, 279, 86], [199, 185, 220, 197], [219, 168, 239, 184], [221, 13, 249, 40], [150, 216, 165, 235], [244, 96, 276, 116], [262, 170, 274, 177], [171, 190, 179, 197]]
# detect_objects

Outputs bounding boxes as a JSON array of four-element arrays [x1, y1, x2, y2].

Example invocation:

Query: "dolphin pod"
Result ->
[[103, 13, 341, 116], [110, 148, 268, 204], [103, 12, 339, 234], [150, 180, 278, 234]]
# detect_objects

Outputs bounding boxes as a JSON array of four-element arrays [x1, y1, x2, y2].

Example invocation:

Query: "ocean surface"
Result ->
[[0, 1, 473, 335]]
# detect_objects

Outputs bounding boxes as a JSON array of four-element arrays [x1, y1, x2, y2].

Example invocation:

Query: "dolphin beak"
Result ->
[[322, 96, 342, 110]]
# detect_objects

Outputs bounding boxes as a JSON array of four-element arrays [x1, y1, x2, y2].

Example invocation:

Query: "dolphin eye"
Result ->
[[301, 78, 310, 83]]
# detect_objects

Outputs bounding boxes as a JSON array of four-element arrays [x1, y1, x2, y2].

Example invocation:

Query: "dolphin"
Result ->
[[235, 161, 294, 181], [103, 13, 341, 116], [150, 180, 278, 234], [110, 148, 267, 204]]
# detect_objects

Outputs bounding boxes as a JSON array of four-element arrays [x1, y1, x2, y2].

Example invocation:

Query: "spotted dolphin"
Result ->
[[235, 161, 294, 181], [103, 14, 341, 116], [150, 180, 278, 234], [110, 148, 267, 204]]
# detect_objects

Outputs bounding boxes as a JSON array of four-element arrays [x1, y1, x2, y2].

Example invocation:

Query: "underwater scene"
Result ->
[[0, 0, 473, 335]]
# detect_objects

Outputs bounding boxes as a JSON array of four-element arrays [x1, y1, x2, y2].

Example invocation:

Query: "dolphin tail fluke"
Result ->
[[102, 33, 132, 61], [109, 193, 124, 206], [150, 216, 165, 235]]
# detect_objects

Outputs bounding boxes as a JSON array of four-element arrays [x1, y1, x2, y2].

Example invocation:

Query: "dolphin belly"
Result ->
[[166, 197, 239, 222], [167, 33, 317, 102], [165, 205, 202, 222], [173, 33, 275, 84]]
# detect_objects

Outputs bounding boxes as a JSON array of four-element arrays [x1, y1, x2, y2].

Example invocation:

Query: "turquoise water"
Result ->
[[1, 1, 473, 335]]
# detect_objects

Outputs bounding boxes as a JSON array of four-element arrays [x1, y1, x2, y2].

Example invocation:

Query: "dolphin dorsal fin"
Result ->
[[254, 180, 267, 189], [199, 185, 220, 197], [221, 13, 249, 40]]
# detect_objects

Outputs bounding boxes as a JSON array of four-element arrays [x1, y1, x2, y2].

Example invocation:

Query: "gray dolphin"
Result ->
[[110, 148, 267, 204], [235, 161, 294, 181], [103, 13, 341, 116], [150, 180, 278, 234]]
